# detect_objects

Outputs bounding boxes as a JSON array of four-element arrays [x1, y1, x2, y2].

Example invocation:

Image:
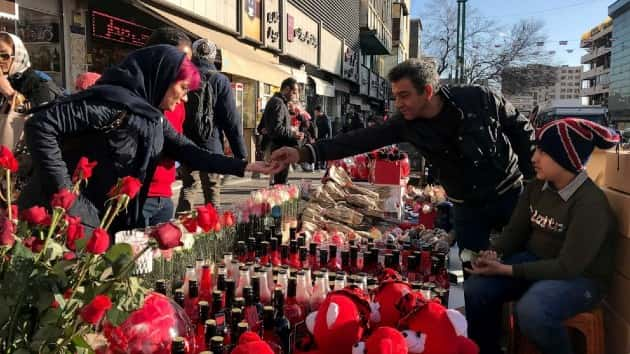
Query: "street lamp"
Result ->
[[455, 0, 467, 84]]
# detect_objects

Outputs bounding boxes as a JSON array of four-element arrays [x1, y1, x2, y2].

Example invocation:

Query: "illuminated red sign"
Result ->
[[91, 10, 152, 47]]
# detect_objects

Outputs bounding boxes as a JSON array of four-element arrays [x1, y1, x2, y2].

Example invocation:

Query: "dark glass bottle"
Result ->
[[289, 240, 300, 268], [210, 336, 224, 354], [299, 246, 308, 269], [328, 245, 340, 271], [273, 289, 291, 353], [309, 243, 318, 269], [349, 246, 360, 273], [262, 306, 283, 353], [341, 250, 351, 273], [233, 322, 249, 348], [196, 301, 210, 351], [247, 237, 257, 262], [174, 289, 185, 309], [244, 286, 261, 333], [224, 279, 236, 311], [155, 279, 167, 296], [171, 336, 186, 354], [259, 240, 271, 265], [280, 244, 290, 266], [284, 277, 304, 326], [318, 249, 328, 272], [186, 280, 200, 324], [270, 237, 281, 266], [216, 273, 226, 294], [236, 241, 247, 263], [204, 319, 217, 351]]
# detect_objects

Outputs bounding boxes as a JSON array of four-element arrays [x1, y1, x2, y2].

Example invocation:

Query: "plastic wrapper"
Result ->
[[347, 194, 379, 210], [323, 205, 364, 226], [323, 181, 348, 201]]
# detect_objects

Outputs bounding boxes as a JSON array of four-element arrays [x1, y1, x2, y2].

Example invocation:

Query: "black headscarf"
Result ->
[[85, 45, 185, 121]]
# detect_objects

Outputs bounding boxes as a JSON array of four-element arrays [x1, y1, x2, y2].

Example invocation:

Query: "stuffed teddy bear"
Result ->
[[231, 331, 274, 354], [396, 292, 479, 354], [370, 279, 414, 328], [352, 326, 408, 354], [305, 286, 375, 354]]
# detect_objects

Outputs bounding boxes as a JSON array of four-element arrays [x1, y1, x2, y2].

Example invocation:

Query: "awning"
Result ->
[[333, 78, 351, 93], [279, 65, 308, 84], [135, 2, 290, 87], [350, 96, 362, 105], [309, 76, 335, 97]]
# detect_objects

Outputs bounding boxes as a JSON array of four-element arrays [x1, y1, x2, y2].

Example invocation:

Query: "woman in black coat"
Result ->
[[19, 45, 280, 233], [0, 32, 57, 109]]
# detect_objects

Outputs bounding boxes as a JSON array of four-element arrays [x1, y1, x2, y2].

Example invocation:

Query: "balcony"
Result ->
[[581, 85, 610, 97], [582, 66, 610, 79], [581, 47, 611, 64], [394, 0, 410, 15], [360, 0, 393, 55]]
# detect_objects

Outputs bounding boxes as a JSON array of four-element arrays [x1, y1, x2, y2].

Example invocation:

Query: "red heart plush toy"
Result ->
[[370, 280, 414, 328], [352, 326, 408, 354], [231, 331, 274, 354]]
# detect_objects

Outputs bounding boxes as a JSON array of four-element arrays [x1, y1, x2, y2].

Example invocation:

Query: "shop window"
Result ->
[[0, 6, 64, 87]]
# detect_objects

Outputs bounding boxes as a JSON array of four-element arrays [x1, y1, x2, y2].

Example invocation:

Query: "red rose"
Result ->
[[222, 211, 235, 227], [214, 221, 222, 233], [22, 206, 49, 225], [51, 188, 76, 211], [86, 228, 110, 254], [182, 216, 197, 233], [0, 145, 18, 172], [51, 299, 60, 309], [108, 176, 142, 200], [80, 294, 112, 325], [23, 236, 44, 253], [72, 157, 98, 184], [150, 222, 183, 250], [63, 252, 76, 261], [196, 204, 218, 232], [0, 216, 14, 246], [2, 205, 18, 220], [63, 288, 73, 299], [65, 215, 85, 251]]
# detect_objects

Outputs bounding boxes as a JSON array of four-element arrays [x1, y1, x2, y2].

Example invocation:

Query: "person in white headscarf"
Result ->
[[0, 32, 58, 109]]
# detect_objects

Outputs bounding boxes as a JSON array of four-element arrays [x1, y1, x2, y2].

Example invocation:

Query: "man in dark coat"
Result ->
[[272, 58, 535, 257], [257, 77, 301, 184], [314, 105, 331, 169], [178, 38, 247, 210]]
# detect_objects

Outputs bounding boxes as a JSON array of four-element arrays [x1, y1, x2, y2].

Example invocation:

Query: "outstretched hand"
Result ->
[[245, 161, 285, 175], [270, 147, 300, 166]]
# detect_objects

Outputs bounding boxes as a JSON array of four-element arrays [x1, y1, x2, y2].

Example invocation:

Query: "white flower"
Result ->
[[182, 232, 195, 250]]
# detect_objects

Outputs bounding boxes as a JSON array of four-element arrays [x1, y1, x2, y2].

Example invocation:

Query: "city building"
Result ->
[[381, 0, 410, 113], [580, 17, 612, 106], [409, 18, 422, 59], [609, 0, 630, 126], [502, 64, 582, 116]]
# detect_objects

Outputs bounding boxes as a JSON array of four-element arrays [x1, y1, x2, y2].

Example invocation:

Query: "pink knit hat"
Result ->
[[75, 72, 101, 91]]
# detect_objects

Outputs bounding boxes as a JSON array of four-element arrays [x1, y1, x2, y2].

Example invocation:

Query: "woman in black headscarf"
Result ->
[[19, 45, 280, 232]]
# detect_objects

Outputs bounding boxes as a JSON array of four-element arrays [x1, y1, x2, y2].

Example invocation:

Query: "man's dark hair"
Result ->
[[388, 58, 439, 94], [145, 27, 192, 47], [314, 105, 322, 111], [281, 77, 298, 91]]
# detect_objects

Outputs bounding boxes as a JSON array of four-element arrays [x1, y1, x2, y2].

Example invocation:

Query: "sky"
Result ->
[[411, 0, 612, 67]]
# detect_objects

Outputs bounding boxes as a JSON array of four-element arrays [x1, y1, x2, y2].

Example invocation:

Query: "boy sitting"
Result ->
[[463, 118, 619, 354]]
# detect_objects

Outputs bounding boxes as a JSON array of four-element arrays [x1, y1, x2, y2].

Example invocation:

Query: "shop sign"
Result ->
[[284, 3, 318, 66], [19, 22, 59, 43], [263, 0, 280, 50], [0, 0, 17, 20], [342, 45, 359, 82], [369, 71, 379, 98], [380, 77, 388, 100], [164, 0, 237, 32], [360, 65, 369, 96], [320, 28, 341, 75], [242, 0, 261, 41], [91, 10, 152, 47]]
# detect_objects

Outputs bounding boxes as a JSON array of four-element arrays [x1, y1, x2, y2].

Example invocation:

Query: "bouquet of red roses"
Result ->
[[0, 147, 185, 353]]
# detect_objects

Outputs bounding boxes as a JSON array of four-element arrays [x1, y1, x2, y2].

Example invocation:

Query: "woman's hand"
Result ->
[[245, 161, 285, 175], [465, 257, 513, 277], [0, 75, 15, 98]]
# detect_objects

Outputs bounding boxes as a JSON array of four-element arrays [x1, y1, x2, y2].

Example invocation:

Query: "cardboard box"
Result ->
[[605, 272, 630, 324], [603, 301, 630, 354], [369, 160, 403, 185], [603, 187, 630, 238], [605, 150, 630, 194], [616, 236, 630, 280], [586, 148, 606, 186]]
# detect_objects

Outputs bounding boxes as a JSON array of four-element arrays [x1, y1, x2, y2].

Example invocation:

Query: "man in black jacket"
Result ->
[[178, 38, 248, 210], [272, 58, 535, 254], [258, 77, 302, 184], [314, 105, 331, 170]]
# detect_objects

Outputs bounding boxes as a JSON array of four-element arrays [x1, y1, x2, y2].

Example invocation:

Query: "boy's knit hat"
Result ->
[[536, 118, 619, 173]]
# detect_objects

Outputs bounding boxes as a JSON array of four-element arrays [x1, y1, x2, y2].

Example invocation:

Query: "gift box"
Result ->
[[369, 160, 403, 185], [605, 150, 630, 194]]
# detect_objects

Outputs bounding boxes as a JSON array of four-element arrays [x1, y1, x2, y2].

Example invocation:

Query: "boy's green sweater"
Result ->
[[492, 175, 618, 288]]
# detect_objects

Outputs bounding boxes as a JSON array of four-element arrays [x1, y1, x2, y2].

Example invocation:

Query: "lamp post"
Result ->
[[455, 0, 467, 84]]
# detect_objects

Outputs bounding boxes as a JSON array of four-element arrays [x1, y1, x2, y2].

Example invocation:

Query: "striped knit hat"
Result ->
[[536, 118, 620, 173]]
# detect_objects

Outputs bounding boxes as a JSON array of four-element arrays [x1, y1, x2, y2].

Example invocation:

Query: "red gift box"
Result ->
[[369, 159, 403, 185]]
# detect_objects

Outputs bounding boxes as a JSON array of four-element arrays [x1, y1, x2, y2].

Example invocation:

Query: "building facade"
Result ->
[[609, 0, 630, 125], [503, 64, 582, 115], [580, 18, 612, 106], [409, 18, 422, 59]]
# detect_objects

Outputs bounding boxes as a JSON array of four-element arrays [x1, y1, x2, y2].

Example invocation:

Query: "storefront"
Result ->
[[0, 0, 65, 87]]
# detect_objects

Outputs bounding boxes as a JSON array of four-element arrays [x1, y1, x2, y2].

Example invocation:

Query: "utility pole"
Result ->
[[455, 0, 467, 84]]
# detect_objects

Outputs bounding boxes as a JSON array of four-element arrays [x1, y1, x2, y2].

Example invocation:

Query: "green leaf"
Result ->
[[0, 298, 9, 325], [36, 291, 54, 313], [75, 237, 88, 251], [104, 243, 133, 265], [112, 253, 133, 277], [106, 307, 130, 327], [12, 241, 34, 259], [72, 334, 91, 349]]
